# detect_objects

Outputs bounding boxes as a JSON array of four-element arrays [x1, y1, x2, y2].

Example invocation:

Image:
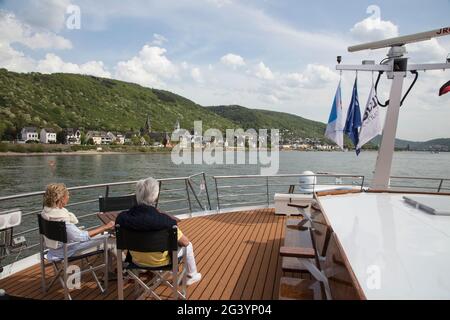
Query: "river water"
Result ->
[[1, 151, 449, 196]]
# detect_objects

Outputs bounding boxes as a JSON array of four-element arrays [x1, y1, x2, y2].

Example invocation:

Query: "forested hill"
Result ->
[[0, 69, 235, 138]]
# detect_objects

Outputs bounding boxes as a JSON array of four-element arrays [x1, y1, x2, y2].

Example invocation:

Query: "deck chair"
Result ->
[[115, 224, 187, 300], [97, 194, 137, 225], [37, 214, 109, 300], [99, 194, 137, 214]]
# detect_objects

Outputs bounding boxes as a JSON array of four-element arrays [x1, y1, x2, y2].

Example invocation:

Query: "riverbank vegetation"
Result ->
[[0, 142, 169, 154]]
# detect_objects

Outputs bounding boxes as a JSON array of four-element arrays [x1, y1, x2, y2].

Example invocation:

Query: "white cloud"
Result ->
[[36, 53, 111, 78], [255, 62, 274, 80], [0, 42, 35, 72], [283, 64, 339, 89], [191, 67, 203, 83], [115, 45, 178, 87], [0, 11, 72, 50], [350, 12, 398, 42], [151, 33, 168, 46], [21, 32, 72, 50], [408, 38, 448, 63], [220, 53, 246, 68], [0, 10, 81, 75]]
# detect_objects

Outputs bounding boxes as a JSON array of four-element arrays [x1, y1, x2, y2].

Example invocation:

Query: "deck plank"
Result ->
[[0, 209, 286, 300], [224, 209, 273, 300], [250, 212, 279, 300], [201, 210, 266, 300], [192, 210, 260, 300], [261, 212, 284, 300], [234, 209, 275, 300]]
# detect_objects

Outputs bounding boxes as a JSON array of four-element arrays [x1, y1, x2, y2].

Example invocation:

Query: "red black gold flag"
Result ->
[[439, 80, 450, 96]]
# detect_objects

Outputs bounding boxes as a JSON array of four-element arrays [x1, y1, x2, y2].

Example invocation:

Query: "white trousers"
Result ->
[[178, 242, 198, 276]]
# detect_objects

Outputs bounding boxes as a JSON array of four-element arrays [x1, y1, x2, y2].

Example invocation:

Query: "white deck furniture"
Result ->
[[318, 192, 450, 300]]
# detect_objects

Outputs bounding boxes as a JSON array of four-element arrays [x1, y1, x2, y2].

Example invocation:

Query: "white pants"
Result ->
[[178, 242, 198, 276]]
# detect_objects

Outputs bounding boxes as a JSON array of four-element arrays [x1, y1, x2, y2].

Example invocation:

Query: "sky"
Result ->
[[0, 0, 449, 141]]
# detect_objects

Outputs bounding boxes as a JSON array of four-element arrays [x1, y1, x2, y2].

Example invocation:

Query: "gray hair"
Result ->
[[136, 177, 160, 206]]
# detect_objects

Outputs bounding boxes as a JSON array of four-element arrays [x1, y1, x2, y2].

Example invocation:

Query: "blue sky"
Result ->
[[1, 0, 449, 140]]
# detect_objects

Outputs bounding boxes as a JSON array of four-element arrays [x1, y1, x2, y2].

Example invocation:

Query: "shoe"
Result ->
[[186, 273, 202, 286]]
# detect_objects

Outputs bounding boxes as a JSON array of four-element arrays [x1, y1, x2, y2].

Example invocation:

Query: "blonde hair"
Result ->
[[43, 183, 69, 208]]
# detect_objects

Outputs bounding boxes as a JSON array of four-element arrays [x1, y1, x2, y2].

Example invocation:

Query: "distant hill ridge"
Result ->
[[207, 105, 327, 139]]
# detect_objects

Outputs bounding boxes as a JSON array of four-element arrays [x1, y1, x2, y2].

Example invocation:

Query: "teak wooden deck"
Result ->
[[0, 208, 293, 300]]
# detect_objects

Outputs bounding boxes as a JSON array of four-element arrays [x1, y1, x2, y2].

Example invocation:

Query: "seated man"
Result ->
[[116, 177, 201, 286], [41, 183, 114, 261]]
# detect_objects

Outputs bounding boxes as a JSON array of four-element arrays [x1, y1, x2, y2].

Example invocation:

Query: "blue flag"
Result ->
[[344, 77, 362, 155]]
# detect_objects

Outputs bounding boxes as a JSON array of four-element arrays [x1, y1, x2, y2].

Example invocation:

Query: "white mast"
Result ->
[[337, 27, 450, 189]]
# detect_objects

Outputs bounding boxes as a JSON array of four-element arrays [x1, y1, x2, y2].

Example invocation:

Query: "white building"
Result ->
[[115, 134, 125, 145], [21, 127, 39, 142], [40, 128, 57, 144], [64, 128, 81, 145], [86, 131, 102, 145], [101, 132, 113, 144]]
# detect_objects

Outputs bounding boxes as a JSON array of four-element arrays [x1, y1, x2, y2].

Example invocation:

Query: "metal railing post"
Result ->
[[155, 180, 162, 209], [438, 179, 444, 193], [185, 180, 192, 214], [203, 173, 212, 210], [214, 178, 220, 212], [266, 176, 270, 207], [187, 179, 204, 211]]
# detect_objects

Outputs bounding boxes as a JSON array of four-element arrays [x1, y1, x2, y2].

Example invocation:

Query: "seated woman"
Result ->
[[116, 177, 201, 286], [41, 183, 115, 261]]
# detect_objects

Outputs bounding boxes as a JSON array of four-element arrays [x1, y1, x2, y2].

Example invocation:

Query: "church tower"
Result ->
[[140, 114, 152, 136], [174, 119, 180, 131], [145, 114, 151, 133]]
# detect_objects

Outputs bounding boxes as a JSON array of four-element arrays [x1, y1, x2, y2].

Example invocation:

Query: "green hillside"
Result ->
[[0, 69, 235, 139], [207, 105, 327, 139]]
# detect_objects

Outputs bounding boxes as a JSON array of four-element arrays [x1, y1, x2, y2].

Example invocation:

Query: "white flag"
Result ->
[[357, 84, 382, 150], [325, 81, 344, 149]]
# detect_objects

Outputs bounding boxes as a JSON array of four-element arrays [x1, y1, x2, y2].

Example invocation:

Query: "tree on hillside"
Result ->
[[80, 132, 87, 145]]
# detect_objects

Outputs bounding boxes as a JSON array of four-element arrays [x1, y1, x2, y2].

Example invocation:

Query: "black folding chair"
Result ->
[[98, 195, 137, 214], [115, 224, 187, 300], [37, 214, 109, 300]]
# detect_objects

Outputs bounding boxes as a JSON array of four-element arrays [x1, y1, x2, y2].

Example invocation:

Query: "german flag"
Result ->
[[439, 80, 450, 96]]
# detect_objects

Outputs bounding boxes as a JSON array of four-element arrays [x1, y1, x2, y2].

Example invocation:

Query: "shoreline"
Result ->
[[0, 150, 172, 157], [0, 149, 438, 157]]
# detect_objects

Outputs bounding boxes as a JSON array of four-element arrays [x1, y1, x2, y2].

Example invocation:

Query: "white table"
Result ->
[[318, 192, 450, 300]]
